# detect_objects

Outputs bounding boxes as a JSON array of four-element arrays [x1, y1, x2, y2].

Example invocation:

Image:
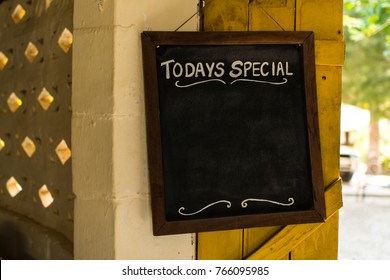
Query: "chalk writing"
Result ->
[[160, 59, 294, 88]]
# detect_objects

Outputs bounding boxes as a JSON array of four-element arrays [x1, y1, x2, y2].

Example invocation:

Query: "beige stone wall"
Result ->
[[73, 0, 198, 259]]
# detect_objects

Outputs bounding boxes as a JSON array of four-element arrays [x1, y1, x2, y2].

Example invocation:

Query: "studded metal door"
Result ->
[[0, 0, 74, 251]]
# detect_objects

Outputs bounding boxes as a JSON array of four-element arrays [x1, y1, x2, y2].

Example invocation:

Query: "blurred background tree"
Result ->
[[343, 0, 390, 174]]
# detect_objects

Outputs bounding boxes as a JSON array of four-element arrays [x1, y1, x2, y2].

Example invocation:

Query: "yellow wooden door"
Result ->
[[198, 0, 344, 260]]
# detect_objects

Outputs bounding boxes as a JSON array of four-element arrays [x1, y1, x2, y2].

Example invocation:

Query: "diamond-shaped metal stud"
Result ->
[[0, 51, 8, 70], [7, 92, 22, 112], [58, 28, 73, 53], [37, 88, 54, 110], [11, 4, 26, 24], [38, 185, 54, 208], [21, 136, 36, 158], [55, 140, 71, 165], [6, 177, 23, 197], [24, 42, 39, 63], [0, 138, 5, 151], [45, 0, 54, 11]]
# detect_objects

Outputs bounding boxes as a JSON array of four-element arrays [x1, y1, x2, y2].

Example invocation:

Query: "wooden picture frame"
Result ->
[[141, 31, 325, 236]]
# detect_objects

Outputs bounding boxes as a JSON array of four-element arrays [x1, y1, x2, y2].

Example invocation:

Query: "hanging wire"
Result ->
[[259, 7, 286, 31], [174, 0, 205, 31]]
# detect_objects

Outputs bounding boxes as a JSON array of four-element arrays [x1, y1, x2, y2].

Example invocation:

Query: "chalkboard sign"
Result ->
[[141, 31, 325, 236]]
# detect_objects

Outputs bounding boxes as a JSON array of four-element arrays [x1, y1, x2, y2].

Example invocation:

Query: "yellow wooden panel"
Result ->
[[296, 0, 343, 40], [243, 226, 282, 258], [248, 223, 323, 260], [290, 212, 339, 260], [246, 179, 342, 260], [203, 0, 248, 31], [316, 66, 342, 187], [315, 40, 345, 66], [197, 229, 243, 260], [249, 0, 295, 31]]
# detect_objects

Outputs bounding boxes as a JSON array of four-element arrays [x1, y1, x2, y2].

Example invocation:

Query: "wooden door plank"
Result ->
[[243, 0, 294, 259], [243, 226, 282, 258], [249, 0, 295, 31], [203, 0, 248, 31], [290, 212, 339, 260], [315, 40, 345, 66], [198, 0, 249, 260], [316, 66, 342, 187], [197, 229, 243, 260], [296, 0, 343, 40]]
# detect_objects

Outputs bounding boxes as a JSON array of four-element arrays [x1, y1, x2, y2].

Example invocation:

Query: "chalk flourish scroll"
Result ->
[[174, 78, 288, 88], [241, 197, 295, 208], [230, 77, 288, 85], [178, 200, 231, 216], [175, 79, 226, 88]]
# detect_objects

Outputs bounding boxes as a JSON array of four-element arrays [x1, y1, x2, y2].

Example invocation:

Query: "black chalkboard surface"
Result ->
[[141, 32, 325, 236]]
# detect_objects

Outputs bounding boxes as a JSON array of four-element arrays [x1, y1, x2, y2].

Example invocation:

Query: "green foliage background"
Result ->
[[343, 0, 390, 121]]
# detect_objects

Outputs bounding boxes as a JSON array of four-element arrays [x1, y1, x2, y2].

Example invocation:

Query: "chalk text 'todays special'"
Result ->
[[160, 59, 294, 80]]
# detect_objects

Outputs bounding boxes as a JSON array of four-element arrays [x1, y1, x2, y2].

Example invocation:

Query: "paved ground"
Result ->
[[339, 172, 390, 260]]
